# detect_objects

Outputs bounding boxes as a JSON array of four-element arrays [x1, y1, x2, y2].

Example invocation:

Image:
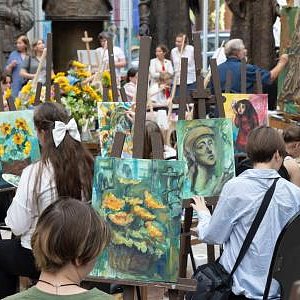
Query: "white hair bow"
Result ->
[[52, 118, 81, 147]]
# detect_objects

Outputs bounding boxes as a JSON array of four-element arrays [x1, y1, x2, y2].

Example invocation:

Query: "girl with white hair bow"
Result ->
[[0, 102, 94, 298]]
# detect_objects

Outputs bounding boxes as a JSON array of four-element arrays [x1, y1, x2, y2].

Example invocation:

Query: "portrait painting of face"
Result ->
[[177, 118, 235, 198], [223, 93, 268, 154]]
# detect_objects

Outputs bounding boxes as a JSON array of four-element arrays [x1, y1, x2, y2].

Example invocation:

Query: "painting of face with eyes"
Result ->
[[177, 118, 235, 198]]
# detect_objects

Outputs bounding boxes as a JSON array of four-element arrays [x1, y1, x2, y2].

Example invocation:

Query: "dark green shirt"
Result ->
[[4, 287, 114, 300]]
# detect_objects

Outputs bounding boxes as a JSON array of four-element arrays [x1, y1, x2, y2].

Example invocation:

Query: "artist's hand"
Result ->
[[279, 54, 289, 66], [0, 5, 12, 20], [190, 196, 209, 213], [10, 60, 18, 68]]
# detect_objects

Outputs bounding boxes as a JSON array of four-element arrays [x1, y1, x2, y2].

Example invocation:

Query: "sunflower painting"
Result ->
[[91, 157, 185, 283], [0, 110, 40, 173]]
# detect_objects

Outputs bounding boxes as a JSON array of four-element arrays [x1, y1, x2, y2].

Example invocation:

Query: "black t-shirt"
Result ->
[[236, 158, 290, 181]]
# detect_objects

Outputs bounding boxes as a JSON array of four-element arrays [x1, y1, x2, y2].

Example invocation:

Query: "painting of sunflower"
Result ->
[[92, 157, 184, 283], [0, 111, 40, 170]]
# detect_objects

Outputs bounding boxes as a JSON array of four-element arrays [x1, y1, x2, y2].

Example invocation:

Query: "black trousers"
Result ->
[[0, 239, 40, 298]]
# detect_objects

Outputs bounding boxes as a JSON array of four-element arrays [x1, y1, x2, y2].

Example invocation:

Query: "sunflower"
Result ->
[[0, 123, 12, 135], [52, 72, 65, 80], [15, 118, 29, 131], [102, 193, 125, 211], [23, 141, 31, 155], [15, 97, 21, 110], [13, 133, 24, 145], [72, 60, 86, 69], [4, 87, 11, 100], [72, 86, 82, 95], [0, 144, 4, 157], [20, 82, 32, 95]]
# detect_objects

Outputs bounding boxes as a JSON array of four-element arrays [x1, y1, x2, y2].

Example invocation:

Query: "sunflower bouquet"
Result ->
[[54, 61, 112, 129], [101, 180, 168, 273], [16, 81, 54, 110]]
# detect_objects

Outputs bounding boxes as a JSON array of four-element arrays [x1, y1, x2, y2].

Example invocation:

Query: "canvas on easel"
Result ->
[[223, 93, 268, 154], [177, 118, 235, 199], [0, 110, 40, 175], [98, 102, 134, 158], [278, 7, 300, 109], [91, 157, 184, 283]]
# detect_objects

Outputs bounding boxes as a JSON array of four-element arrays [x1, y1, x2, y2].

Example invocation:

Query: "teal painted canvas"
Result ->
[[0, 110, 40, 174], [177, 118, 235, 198], [91, 157, 184, 282], [98, 102, 134, 158]]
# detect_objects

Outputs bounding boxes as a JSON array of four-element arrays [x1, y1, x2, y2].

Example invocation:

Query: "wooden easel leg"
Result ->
[[207, 244, 215, 263], [123, 285, 135, 300], [168, 289, 179, 300], [140, 287, 147, 300], [189, 244, 197, 273]]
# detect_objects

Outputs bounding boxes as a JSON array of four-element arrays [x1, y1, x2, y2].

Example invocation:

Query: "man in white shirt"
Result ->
[[96, 31, 126, 86], [171, 33, 196, 96], [191, 126, 300, 299]]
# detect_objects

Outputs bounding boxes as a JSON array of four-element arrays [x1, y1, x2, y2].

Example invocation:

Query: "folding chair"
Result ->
[[263, 212, 300, 300]]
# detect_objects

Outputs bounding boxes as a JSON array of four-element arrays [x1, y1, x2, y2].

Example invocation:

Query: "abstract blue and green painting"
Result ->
[[0, 110, 40, 173], [177, 118, 235, 199], [91, 157, 185, 282]]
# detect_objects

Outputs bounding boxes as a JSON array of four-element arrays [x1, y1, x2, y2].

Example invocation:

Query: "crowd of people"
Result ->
[[2, 28, 300, 300]]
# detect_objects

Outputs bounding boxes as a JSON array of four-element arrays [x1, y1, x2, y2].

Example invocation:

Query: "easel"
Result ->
[[84, 36, 197, 300], [81, 31, 93, 72], [174, 34, 226, 288]]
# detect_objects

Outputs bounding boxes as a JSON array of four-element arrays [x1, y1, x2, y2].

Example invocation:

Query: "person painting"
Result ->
[[171, 33, 196, 96], [0, 102, 94, 298], [191, 126, 300, 299], [232, 99, 259, 152], [211, 39, 288, 95], [96, 31, 126, 88], [5, 35, 30, 98], [149, 44, 174, 106], [124, 68, 138, 101], [4, 199, 113, 299]]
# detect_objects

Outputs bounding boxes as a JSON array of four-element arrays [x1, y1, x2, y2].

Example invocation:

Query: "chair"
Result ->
[[263, 212, 300, 300]]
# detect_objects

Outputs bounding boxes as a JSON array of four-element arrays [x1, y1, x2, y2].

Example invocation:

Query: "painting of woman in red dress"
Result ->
[[233, 99, 259, 152]]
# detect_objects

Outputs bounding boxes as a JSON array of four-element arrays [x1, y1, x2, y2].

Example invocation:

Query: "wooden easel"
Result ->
[[45, 33, 52, 102], [84, 36, 197, 300], [107, 37, 119, 102], [225, 58, 262, 94], [81, 31, 93, 71]]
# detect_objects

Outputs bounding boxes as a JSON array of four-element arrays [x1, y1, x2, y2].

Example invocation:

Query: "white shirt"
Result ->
[[171, 45, 196, 85], [124, 81, 136, 101], [149, 58, 174, 85], [96, 46, 126, 80], [197, 169, 300, 299], [5, 161, 56, 249]]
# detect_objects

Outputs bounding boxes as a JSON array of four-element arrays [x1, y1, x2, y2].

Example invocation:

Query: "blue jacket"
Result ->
[[211, 57, 271, 94]]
